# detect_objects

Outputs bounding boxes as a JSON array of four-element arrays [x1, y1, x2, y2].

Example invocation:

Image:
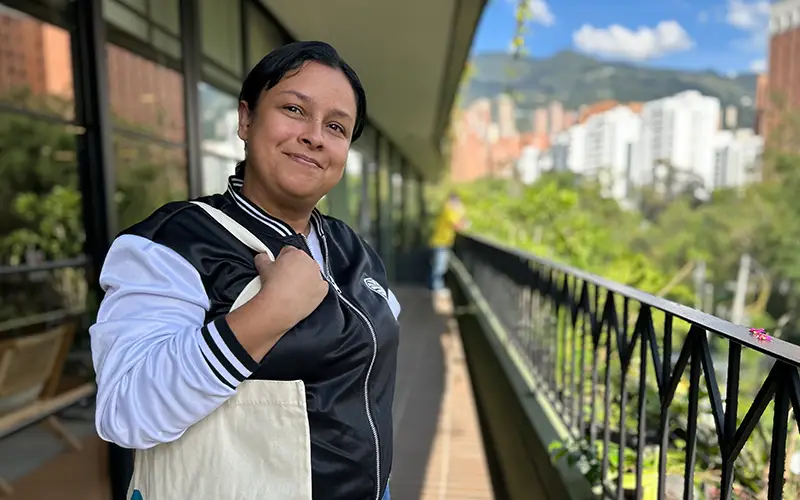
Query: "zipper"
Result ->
[[300, 231, 383, 500]]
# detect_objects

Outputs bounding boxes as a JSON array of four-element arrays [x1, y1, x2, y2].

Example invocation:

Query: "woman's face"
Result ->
[[237, 61, 357, 206]]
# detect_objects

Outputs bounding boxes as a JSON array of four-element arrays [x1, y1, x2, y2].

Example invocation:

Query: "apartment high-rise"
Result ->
[[766, 0, 800, 143], [549, 100, 564, 134], [496, 93, 517, 137], [449, 98, 492, 182], [532, 107, 548, 135], [582, 105, 642, 201], [634, 90, 721, 190], [712, 129, 764, 189], [755, 74, 769, 135]]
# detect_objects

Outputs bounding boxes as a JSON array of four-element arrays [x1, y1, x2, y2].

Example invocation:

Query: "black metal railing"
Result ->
[[453, 233, 800, 500], [0, 256, 89, 334]]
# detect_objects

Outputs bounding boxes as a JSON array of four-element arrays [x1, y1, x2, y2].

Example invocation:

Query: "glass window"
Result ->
[[391, 155, 404, 252], [200, 0, 242, 77], [103, 0, 182, 58], [404, 172, 421, 247], [245, 2, 286, 68], [108, 44, 188, 227], [0, 5, 93, 463], [361, 127, 380, 246], [114, 136, 188, 228], [107, 44, 185, 143], [199, 82, 243, 195], [345, 149, 366, 231], [376, 137, 392, 266]]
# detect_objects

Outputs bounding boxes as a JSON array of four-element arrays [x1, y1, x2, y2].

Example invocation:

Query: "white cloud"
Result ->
[[572, 21, 694, 61], [726, 0, 769, 30], [749, 58, 766, 72], [506, 0, 555, 27], [527, 0, 555, 26], [726, 0, 769, 50]]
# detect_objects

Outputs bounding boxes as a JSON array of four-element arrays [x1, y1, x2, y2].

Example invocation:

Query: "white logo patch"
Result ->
[[363, 277, 388, 300]]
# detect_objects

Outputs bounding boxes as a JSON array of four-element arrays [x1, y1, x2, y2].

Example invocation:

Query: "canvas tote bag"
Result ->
[[126, 201, 312, 500]]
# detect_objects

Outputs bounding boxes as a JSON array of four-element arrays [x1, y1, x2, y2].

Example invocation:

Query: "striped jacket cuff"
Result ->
[[197, 317, 260, 389]]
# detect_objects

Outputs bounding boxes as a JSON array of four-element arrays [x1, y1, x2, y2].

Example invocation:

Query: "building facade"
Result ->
[[712, 129, 764, 190], [634, 90, 721, 190], [767, 0, 800, 143], [0, 0, 470, 497]]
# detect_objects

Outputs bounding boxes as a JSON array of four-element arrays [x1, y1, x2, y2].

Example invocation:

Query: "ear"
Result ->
[[237, 101, 252, 142]]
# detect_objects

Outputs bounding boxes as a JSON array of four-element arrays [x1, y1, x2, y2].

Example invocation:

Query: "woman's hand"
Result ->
[[255, 245, 329, 331], [226, 245, 329, 361]]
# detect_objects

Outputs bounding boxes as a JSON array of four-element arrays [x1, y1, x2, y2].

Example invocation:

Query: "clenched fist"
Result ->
[[226, 245, 329, 360], [255, 245, 329, 333]]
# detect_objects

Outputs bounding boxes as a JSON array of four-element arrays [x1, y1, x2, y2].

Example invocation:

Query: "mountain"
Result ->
[[463, 51, 758, 129]]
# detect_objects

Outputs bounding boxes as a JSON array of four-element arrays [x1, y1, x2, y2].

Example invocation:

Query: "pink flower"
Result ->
[[748, 327, 772, 342]]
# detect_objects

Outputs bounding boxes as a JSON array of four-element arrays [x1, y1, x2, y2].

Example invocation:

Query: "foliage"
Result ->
[[432, 114, 800, 494], [0, 89, 188, 322]]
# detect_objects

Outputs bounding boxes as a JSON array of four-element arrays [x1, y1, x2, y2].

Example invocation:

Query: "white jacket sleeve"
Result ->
[[90, 234, 260, 449]]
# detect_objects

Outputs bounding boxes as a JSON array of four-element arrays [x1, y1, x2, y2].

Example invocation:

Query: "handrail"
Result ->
[[0, 256, 88, 277], [453, 233, 800, 500], [462, 232, 800, 366]]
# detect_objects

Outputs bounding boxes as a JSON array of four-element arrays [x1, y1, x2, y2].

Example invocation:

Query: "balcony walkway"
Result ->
[[391, 287, 494, 500], [0, 286, 494, 500]]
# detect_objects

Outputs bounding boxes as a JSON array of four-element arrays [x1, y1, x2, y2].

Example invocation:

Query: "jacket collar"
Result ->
[[226, 175, 326, 238]]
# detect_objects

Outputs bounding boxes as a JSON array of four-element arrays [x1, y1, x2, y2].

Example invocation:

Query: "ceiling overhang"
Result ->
[[261, 0, 487, 179]]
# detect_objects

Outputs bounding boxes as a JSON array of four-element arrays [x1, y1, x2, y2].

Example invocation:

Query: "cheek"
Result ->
[[327, 145, 350, 172], [253, 115, 299, 148]]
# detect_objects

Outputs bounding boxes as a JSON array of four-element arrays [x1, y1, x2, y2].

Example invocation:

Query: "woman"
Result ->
[[91, 41, 400, 500]]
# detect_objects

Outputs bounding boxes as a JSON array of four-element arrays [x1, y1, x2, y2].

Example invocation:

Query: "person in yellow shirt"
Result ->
[[429, 193, 467, 292]]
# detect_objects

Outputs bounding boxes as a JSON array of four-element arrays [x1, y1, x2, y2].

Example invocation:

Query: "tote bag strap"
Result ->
[[190, 201, 275, 260], [190, 201, 273, 311]]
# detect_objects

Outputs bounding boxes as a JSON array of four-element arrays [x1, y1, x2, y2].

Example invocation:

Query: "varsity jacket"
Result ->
[[90, 175, 400, 500]]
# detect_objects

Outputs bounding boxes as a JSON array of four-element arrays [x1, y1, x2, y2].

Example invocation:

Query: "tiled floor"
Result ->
[[391, 288, 494, 500], [1, 287, 494, 500]]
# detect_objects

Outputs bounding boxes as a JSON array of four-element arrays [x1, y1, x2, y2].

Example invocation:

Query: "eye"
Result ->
[[328, 123, 345, 134], [284, 105, 302, 114]]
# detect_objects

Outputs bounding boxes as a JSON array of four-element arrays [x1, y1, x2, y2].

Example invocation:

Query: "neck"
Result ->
[[241, 178, 312, 236]]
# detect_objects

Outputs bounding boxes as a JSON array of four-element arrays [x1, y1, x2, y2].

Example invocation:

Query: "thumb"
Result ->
[[254, 252, 274, 277]]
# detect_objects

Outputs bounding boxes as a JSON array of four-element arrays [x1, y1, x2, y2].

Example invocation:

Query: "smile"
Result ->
[[287, 153, 321, 169]]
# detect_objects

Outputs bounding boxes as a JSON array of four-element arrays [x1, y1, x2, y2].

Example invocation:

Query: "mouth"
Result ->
[[286, 153, 321, 169]]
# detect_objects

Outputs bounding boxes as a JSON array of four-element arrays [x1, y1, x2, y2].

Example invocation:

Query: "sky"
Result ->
[[470, 0, 771, 74]]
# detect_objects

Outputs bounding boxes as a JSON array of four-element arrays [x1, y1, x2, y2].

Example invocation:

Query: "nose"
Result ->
[[298, 120, 324, 150]]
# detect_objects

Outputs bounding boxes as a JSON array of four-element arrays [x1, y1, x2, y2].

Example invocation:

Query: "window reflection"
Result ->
[[107, 43, 188, 226], [113, 136, 188, 229], [107, 44, 185, 143], [0, 7, 74, 120], [0, 4, 87, 349], [199, 82, 243, 195]]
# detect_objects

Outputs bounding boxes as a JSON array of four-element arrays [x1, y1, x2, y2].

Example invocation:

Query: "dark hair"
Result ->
[[236, 41, 367, 178]]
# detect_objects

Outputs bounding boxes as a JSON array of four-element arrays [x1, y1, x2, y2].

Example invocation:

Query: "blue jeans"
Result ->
[[382, 487, 391, 500], [430, 247, 450, 291]]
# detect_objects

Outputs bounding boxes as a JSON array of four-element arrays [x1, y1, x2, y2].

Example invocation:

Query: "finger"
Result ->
[[254, 253, 273, 274], [277, 245, 299, 258]]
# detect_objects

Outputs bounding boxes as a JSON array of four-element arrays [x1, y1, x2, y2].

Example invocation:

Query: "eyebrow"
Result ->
[[279, 90, 353, 122]]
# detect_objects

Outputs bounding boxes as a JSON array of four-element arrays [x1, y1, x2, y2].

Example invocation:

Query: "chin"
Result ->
[[278, 178, 323, 201]]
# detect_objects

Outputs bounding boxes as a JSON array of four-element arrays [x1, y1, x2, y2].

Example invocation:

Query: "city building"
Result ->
[[633, 90, 721, 191], [755, 73, 769, 135], [724, 104, 738, 129], [712, 129, 764, 189], [496, 93, 517, 137], [582, 105, 641, 201], [532, 106, 548, 135], [548, 100, 564, 135], [550, 123, 586, 173], [766, 0, 800, 143]]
